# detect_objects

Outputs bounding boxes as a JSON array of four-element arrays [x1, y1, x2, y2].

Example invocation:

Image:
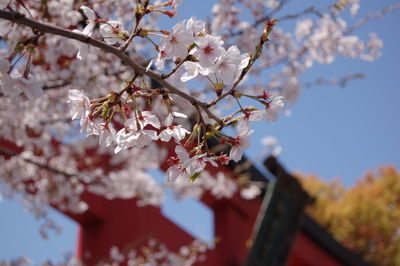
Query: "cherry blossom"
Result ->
[[125, 111, 161, 130], [100, 21, 128, 46], [80, 112, 100, 137], [166, 145, 191, 182], [159, 20, 194, 59], [115, 128, 159, 153], [180, 61, 214, 82], [0, 0, 392, 253], [237, 110, 264, 132], [186, 17, 206, 37], [72, 6, 97, 60], [99, 123, 116, 148], [265, 96, 285, 123], [194, 35, 225, 67], [214, 46, 250, 85], [152, 48, 168, 71], [159, 112, 190, 142], [229, 127, 254, 162], [182, 152, 217, 176], [240, 185, 261, 200], [211, 1, 240, 33], [261, 136, 282, 157], [67, 89, 90, 120], [0, 67, 43, 99], [80, 6, 97, 36]]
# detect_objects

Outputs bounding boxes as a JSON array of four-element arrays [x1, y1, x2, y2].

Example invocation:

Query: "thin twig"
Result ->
[[207, 26, 272, 108], [161, 56, 188, 80], [120, 26, 138, 52], [276, 5, 325, 21], [259, 0, 291, 23], [0, 81, 70, 97], [120, 0, 151, 51], [0, 146, 74, 177], [344, 3, 400, 35], [302, 73, 364, 89], [0, 10, 223, 126], [194, 104, 210, 155]]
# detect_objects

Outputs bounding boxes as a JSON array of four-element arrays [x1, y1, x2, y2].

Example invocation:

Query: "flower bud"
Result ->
[[233, 90, 243, 98], [214, 82, 224, 96], [137, 29, 148, 38], [262, 18, 278, 42]]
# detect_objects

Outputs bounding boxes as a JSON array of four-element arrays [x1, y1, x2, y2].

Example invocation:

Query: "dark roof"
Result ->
[[241, 156, 372, 266], [301, 214, 373, 266]]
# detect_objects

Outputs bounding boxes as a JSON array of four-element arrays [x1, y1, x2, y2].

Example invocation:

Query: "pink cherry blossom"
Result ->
[[214, 45, 249, 85], [100, 21, 128, 46], [67, 89, 90, 120], [72, 6, 96, 60], [160, 113, 190, 142], [166, 146, 190, 182], [160, 20, 194, 59], [186, 17, 206, 37], [125, 111, 161, 130], [194, 35, 225, 67], [229, 127, 254, 162], [99, 123, 116, 148], [80, 111, 100, 137], [265, 96, 285, 122], [115, 128, 159, 153], [182, 153, 217, 176], [237, 110, 264, 132], [80, 6, 96, 36]]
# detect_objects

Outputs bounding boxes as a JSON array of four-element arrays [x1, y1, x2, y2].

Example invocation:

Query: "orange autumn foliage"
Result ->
[[295, 166, 400, 266]]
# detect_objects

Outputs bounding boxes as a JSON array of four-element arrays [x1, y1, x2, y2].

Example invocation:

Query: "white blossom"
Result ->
[[80, 111, 100, 137], [67, 89, 90, 120], [125, 111, 161, 130], [240, 185, 261, 200], [159, 113, 190, 142], [100, 21, 127, 46], [72, 6, 97, 60], [80, 6, 96, 36], [99, 123, 116, 148], [194, 35, 225, 67], [229, 127, 253, 162], [115, 128, 159, 153], [186, 17, 206, 37], [265, 96, 285, 122], [166, 146, 190, 182], [160, 20, 194, 59], [214, 45, 249, 85]]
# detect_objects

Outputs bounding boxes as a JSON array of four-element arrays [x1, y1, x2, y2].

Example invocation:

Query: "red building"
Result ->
[[0, 140, 371, 265], [69, 156, 371, 265]]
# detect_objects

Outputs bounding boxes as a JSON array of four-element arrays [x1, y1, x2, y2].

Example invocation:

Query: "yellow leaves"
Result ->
[[295, 166, 400, 266]]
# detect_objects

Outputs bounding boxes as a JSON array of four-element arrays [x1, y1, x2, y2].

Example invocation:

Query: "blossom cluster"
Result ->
[[63, 5, 285, 181], [103, 239, 209, 266], [154, 17, 250, 86], [0, 238, 209, 266], [0, 0, 390, 248], [0, 58, 43, 99]]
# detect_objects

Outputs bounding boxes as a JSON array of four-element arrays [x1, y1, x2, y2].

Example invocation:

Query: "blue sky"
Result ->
[[1, 0, 399, 263]]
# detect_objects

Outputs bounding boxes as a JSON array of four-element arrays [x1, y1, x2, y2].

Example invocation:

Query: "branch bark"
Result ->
[[0, 10, 223, 126], [344, 3, 400, 34], [0, 146, 74, 177]]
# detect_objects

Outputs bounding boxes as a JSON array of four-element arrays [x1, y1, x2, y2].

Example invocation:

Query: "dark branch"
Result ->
[[0, 10, 223, 125]]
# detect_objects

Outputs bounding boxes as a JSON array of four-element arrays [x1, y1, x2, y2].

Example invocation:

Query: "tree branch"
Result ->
[[344, 3, 400, 34], [0, 146, 74, 177], [302, 73, 364, 89], [0, 10, 223, 126]]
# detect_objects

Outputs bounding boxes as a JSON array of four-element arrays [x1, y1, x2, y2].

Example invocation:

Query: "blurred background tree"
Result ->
[[296, 166, 400, 266]]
